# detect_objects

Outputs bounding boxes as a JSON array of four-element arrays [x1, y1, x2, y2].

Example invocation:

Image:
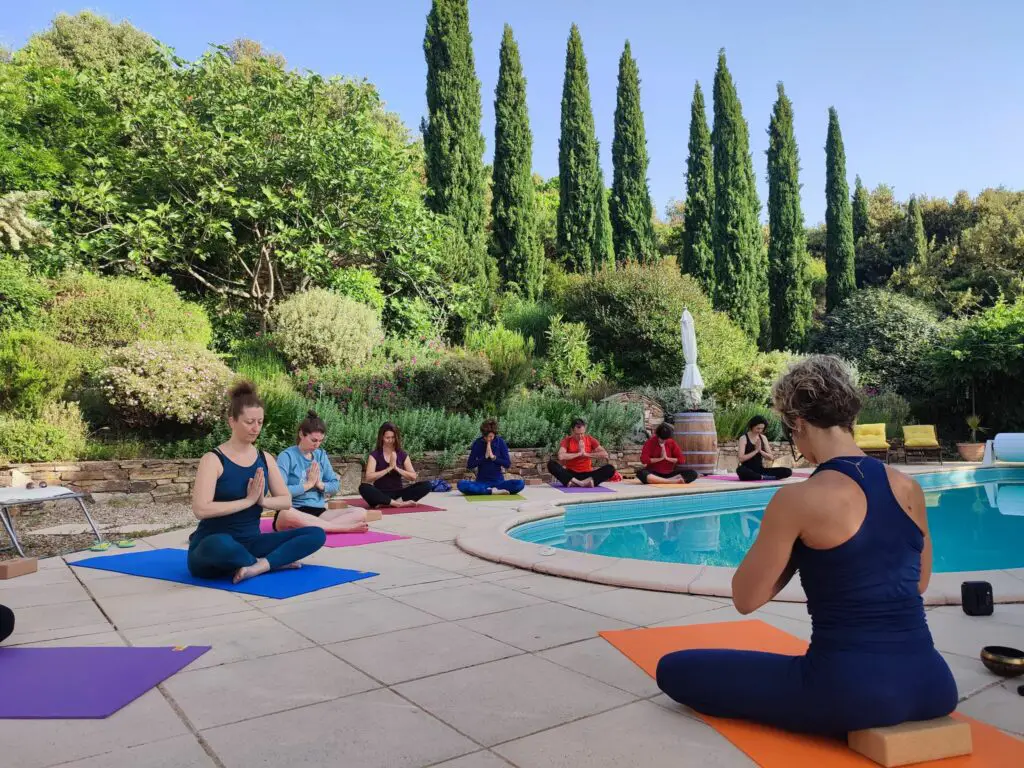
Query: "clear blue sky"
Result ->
[[4, 1, 1023, 223]]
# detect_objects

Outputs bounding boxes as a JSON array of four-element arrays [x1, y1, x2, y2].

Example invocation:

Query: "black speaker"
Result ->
[[961, 581, 993, 616]]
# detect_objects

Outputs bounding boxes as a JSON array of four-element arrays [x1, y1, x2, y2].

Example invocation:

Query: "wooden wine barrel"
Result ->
[[673, 411, 718, 475]]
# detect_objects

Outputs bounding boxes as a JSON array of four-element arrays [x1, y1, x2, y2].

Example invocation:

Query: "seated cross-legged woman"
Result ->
[[457, 419, 526, 496], [736, 416, 793, 481], [188, 382, 326, 585], [358, 422, 433, 509], [637, 423, 698, 485], [272, 410, 370, 534], [546, 418, 616, 488], [656, 355, 957, 735]]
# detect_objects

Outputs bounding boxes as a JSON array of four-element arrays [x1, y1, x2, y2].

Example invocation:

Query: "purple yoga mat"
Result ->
[[258, 518, 408, 548], [0, 645, 209, 719], [550, 483, 615, 494]]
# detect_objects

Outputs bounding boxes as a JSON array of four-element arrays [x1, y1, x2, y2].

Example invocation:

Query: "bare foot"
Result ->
[[389, 499, 415, 508], [582, 478, 595, 488], [567, 478, 583, 487], [233, 558, 271, 584], [338, 522, 370, 533], [490, 488, 510, 495], [276, 562, 302, 570]]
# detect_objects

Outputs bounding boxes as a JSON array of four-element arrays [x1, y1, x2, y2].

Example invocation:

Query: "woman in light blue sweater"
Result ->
[[272, 411, 370, 534]]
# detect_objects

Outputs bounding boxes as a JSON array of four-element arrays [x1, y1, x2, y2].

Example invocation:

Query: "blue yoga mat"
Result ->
[[70, 548, 377, 598]]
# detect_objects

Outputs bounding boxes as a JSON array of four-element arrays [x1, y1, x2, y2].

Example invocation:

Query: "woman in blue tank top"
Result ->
[[188, 381, 326, 584], [657, 355, 957, 735]]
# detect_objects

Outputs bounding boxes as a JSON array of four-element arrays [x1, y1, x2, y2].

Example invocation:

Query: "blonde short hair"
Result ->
[[772, 355, 861, 432]]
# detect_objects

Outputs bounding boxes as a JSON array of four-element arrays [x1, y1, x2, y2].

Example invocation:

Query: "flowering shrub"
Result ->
[[99, 342, 235, 429], [0, 402, 88, 462], [272, 289, 383, 370]]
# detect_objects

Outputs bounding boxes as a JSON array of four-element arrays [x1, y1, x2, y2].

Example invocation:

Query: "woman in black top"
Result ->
[[736, 416, 793, 482]]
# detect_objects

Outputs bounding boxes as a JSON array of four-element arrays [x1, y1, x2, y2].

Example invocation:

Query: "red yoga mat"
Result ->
[[341, 498, 445, 514], [600, 620, 1023, 767]]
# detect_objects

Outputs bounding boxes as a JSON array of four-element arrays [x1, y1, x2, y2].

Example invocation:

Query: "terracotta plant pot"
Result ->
[[956, 443, 985, 462]]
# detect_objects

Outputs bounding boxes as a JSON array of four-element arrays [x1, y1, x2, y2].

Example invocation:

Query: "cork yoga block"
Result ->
[[363, 509, 382, 522], [848, 716, 972, 767], [0, 557, 38, 579]]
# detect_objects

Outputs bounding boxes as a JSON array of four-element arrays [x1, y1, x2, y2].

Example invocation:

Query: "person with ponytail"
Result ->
[[188, 382, 326, 584], [273, 411, 371, 534]]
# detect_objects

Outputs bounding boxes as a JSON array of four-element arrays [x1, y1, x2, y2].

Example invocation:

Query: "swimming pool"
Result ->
[[509, 467, 1024, 573]]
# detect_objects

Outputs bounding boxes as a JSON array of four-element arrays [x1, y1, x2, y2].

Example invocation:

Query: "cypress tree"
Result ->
[[681, 81, 715, 295], [711, 50, 763, 338], [852, 174, 870, 242], [610, 41, 656, 263], [592, 151, 615, 269], [491, 24, 543, 298], [556, 25, 599, 273], [896, 195, 928, 267], [824, 107, 856, 311], [423, 0, 489, 291], [766, 83, 812, 351]]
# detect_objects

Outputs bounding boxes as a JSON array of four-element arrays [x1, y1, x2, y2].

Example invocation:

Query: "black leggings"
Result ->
[[1, 604, 13, 644], [546, 460, 616, 487], [736, 465, 793, 482], [637, 467, 699, 484], [358, 481, 432, 508]]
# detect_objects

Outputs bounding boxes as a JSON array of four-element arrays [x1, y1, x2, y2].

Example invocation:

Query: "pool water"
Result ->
[[510, 467, 1024, 573]]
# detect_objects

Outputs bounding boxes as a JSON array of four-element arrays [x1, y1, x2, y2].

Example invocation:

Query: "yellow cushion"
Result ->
[[903, 425, 939, 448], [854, 423, 889, 450]]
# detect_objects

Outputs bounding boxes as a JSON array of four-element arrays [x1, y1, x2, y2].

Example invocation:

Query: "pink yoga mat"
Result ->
[[259, 518, 408, 547], [341, 498, 445, 514], [702, 472, 811, 482]]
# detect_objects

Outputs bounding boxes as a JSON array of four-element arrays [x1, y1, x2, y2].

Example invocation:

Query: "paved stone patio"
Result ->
[[1, 482, 1022, 767]]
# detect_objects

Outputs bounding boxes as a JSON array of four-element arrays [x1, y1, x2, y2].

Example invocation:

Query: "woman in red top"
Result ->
[[546, 418, 617, 487], [638, 423, 699, 484]]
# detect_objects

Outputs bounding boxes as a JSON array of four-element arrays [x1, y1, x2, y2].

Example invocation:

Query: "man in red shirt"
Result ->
[[638, 423, 698, 485], [546, 418, 617, 487]]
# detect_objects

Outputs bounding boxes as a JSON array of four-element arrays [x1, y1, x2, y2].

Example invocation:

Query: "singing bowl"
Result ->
[[980, 646, 1024, 677]]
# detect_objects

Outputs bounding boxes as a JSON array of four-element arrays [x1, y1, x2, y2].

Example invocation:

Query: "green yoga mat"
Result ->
[[463, 494, 526, 502]]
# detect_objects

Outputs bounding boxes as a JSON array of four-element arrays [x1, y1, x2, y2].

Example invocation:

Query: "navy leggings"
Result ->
[[656, 646, 957, 736], [187, 527, 326, 579], [457, 478, 526, 496]]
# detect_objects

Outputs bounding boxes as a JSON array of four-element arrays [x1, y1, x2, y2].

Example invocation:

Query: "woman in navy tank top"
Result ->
[[657, 355, 957, 735], [188, 381, 326, 584]]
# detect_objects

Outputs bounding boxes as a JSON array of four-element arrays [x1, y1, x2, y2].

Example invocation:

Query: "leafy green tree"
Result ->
[[491, 25, 543, 298], [37, 51, 467, 330], [824, 107, 856, 311], [852, 174, 870, 242], [894, 195, 928, 267], [681, 82, 715, 295], [423, 0, 490, 298], [766, 84, 812, 350], [16, 11, 155, 73], [556, 25, 599, 273], [609, 41, 655, 263], [711, 50, 763, 338]]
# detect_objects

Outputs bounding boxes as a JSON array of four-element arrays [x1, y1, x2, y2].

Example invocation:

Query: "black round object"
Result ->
[[980, 645, 1024, 678]]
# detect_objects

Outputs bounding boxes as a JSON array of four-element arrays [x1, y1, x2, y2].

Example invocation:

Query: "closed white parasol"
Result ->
[[680, 308, 704, 401]]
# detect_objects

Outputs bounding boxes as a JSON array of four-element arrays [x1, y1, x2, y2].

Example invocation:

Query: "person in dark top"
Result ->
[[546, 418, 616, 487], [638, 423, 698, 485], [657, 355, 956, 735], [358, 422, 433, 508], [273, 411, 370, 534], [188, 381, 326, 584], [736, 415, 793, 481], [0, 604, 13, 644], [458, 419, 526, 496]]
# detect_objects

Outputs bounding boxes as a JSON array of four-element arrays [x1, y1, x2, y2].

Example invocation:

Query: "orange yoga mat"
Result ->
[[600, 620, 1023, 767]]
